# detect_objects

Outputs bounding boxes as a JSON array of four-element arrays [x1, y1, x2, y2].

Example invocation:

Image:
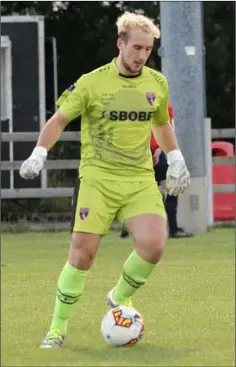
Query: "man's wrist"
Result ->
[[32, 146, 48, 159], [167, 149, 184, 165]]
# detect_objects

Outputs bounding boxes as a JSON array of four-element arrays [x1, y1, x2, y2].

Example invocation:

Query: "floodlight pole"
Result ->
[[160, 1, 210, 232]]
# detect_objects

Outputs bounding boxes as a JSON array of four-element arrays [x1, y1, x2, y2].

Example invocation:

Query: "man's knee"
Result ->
[[68, 232, 100, 270], [127, 214, 168, 264], [136, 231, 167, 263]]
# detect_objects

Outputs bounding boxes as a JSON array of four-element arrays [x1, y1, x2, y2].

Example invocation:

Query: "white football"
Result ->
[[101, 306, 144, 347]]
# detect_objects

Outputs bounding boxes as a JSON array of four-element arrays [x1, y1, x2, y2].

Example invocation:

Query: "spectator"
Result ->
[[121, 103, 193, 239]]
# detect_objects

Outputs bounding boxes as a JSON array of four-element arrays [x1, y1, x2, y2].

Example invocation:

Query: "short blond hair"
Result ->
[[116, 11, 160, 40]]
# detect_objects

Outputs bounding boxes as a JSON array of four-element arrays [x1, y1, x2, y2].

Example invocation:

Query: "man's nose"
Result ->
[[138, 50, 147, 61]]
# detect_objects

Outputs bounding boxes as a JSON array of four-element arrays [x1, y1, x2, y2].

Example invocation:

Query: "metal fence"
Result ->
[[1, 128, 235, 199]]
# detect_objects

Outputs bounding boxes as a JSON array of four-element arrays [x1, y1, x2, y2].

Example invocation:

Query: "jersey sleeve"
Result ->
[[153, 76, 169, 125], [56, 75, 89, 121]]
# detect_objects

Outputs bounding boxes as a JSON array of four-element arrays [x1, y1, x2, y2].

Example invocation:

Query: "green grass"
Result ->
[[1, 228, 235, 367]]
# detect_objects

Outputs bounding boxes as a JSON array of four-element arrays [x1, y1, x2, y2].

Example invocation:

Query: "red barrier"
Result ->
[[212, 142, 235, 221]]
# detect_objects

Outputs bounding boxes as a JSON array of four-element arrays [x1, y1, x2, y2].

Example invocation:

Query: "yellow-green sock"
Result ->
[[114, 250, 156, 304], [50, 262, 87, 334]]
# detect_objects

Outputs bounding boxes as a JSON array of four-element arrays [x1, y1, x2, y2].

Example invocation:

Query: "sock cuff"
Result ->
[[124, 250, 156, 282], [58, 262, 88, 298], [132, 250, 156, 267], [64, 262, 88, 277]]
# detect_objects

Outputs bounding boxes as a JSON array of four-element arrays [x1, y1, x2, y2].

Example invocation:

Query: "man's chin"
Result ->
[[130, 65, 143, 74], [122, 61, 143, 75]]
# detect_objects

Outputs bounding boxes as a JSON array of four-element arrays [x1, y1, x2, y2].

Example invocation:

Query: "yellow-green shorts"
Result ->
[[71, 177, 166, 235]]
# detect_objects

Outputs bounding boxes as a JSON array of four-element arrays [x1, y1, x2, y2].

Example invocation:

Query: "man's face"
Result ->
[[117, 28, 154, 74]]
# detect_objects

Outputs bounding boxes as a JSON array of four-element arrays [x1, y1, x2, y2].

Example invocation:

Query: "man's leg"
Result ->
[[40, 178, 116, 348], [154, 152, 168, 204], [165, 194, 179, 235], [159, 178, 194, 238], [165, 194, 194, 238], [154, 155, 194, 238], [159, 179, 178, 234], [47, 232, 100, 337], [111, 214, 167, 305], [109, 180, 167, 306]]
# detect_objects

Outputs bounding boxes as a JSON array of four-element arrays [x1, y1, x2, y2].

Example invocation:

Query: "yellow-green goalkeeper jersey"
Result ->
[[57, 58, 169, 180]]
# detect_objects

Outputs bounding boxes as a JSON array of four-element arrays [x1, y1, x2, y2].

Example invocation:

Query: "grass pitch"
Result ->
[[1, 228, 235, 366]]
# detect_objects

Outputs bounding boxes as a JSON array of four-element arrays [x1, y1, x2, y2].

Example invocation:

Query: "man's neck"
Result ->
[[115, 56, 140, 77]]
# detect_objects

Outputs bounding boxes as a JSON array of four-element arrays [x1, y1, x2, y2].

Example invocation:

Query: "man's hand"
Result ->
[[153, 147, 162, 165], [19, 146, 47, 179], [166, 150, 190, 196]]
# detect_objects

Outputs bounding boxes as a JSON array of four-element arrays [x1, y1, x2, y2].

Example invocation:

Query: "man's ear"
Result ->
[[117, 38, 123, 51]]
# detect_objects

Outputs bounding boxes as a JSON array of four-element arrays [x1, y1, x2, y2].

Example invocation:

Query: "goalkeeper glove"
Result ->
[[19, 146, 47, 179], [166, 149, 190, 196]]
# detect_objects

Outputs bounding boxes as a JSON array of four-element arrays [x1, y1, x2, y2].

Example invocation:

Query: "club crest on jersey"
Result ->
[[79, 208, 89, 220], [146, 92, 156, 105]]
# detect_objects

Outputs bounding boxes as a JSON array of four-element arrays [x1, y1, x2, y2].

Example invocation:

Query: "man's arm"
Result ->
[[36, 111, 71, 151], [152, 123, 185, 169], [36, 76, 88, 151], [19, 110, 73, 179], [151, 123, 178, 155], [20, 75, 89, 179], [153, 147, 162, 165], [152, 75, 185, 164], [151, 76, 190, 195], [152, 122, 190, 195]]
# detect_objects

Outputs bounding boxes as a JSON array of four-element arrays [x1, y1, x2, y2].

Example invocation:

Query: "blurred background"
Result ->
[[1, 1, 235, 230]]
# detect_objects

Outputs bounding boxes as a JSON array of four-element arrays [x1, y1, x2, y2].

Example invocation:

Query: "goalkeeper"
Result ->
[[20, 11, 190, 348]]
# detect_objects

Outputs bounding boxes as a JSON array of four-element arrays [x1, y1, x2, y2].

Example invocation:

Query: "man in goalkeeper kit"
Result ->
[[20, 12, 190, 348]]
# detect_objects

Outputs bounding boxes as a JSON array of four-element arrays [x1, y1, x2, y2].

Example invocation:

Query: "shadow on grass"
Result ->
[[65, 342, 196, 366]]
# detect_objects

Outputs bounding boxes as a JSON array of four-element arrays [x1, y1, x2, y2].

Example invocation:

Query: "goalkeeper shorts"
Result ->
[[71, 177, 166, 235]]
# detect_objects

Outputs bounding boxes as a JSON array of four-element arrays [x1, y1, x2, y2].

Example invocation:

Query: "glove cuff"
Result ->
[[167, 149, 184, 165], [31, 146, 48, 160]]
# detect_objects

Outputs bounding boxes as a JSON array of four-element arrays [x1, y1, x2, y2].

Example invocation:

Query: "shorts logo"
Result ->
[[146, 92, 156, 105], [79, 208, 89, 220]]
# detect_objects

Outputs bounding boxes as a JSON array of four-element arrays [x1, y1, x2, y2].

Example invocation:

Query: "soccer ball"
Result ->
[[101, 306, 144, 347]]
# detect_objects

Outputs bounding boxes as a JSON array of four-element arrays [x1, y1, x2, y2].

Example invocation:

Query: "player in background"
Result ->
[[19, 12, 190, 348], [151, 103, 194, 238], [120, 103, 193, 238], [120, 102, 174, 238]]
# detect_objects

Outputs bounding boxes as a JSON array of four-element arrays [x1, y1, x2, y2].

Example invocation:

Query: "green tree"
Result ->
[[203, 2, 235, 129]]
